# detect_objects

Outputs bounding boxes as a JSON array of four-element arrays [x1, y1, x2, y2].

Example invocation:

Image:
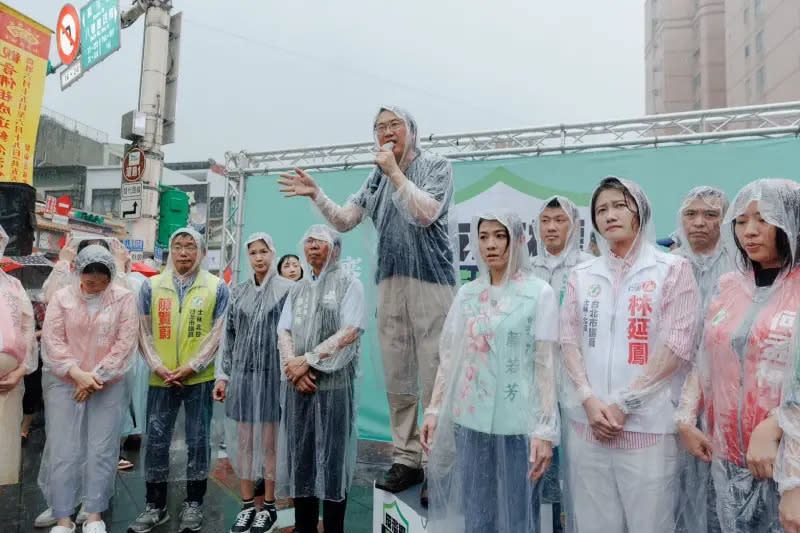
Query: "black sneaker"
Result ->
[[420, 478, 428, 508], [250, 509, 277, 533], [229, 506, 256, 533], [375, 463, 424, 493]]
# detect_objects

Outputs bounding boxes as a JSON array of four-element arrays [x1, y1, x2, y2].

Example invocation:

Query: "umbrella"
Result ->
[[0, 256, 22, 272], [131, 262, 159, 277], [5, 255, 54, 290]]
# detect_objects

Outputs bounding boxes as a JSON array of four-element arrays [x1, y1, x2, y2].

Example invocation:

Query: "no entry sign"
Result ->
[[56, 4, 80, 65], [55, 195, 72, 216]]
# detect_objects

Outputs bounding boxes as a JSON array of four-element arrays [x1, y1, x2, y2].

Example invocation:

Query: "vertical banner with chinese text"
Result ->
[[0, 3, 51, 185]]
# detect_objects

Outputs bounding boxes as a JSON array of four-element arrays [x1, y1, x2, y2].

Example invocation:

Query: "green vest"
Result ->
[[149, 270, 219, 387]]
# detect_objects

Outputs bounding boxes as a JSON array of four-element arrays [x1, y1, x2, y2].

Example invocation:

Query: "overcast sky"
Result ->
[[15, 1, 645, 165]]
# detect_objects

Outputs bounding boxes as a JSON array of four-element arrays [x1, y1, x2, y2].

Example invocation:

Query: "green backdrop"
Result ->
[[242, 136, 800, 441]]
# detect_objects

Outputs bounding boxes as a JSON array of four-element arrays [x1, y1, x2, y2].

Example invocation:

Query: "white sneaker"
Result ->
[[76, 504, 89, 525], [82, 520, 107, 533], [34, 508, 57, 528], [48, 523, 76, 533], [35, 506, 88, 529]]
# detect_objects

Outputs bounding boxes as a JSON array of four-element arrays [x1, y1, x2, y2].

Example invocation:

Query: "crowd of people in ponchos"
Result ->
[[2, 105, 800, 533]]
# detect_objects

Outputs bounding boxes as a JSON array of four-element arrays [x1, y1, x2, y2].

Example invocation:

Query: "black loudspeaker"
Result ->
[[0, 182, 36, 255]]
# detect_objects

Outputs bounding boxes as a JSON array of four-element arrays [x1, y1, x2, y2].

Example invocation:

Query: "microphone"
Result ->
[[369, 142, 395, 193]]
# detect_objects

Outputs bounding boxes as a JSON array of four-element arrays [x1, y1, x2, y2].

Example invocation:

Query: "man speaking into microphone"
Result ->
[[278, 106, 456, 503]]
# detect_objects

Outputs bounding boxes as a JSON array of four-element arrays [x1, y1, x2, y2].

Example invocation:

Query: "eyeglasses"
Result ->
[[375, 120, 405, 135], [171, 245, 198, 253]]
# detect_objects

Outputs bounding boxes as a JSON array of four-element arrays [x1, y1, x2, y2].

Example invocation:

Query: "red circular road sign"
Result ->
[[56, 4, 80, 65], [55, 195, 72, 216], [123, 148, 147, 182]]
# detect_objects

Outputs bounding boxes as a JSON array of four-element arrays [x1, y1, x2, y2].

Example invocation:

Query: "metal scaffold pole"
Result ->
[[119, 0, 180, 254]]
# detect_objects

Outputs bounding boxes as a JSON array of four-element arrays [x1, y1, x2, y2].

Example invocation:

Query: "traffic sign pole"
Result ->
[[119, 0, 173, 254], [51, 1, 179, 255]]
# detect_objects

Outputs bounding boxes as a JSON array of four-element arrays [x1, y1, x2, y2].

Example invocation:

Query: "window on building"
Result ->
[[44, 188, 76, 199], [757, 66, 766, 92], [756, 31, 764, 54], [745, 45, 750, 58], [744, 7, 749, 23], [91, 188, 121, 216], [755, 0, 763, 18], [693, 73, 702, 91]]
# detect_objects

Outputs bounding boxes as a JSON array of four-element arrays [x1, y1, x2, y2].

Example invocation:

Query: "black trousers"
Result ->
[[293, 495, 347, 533]]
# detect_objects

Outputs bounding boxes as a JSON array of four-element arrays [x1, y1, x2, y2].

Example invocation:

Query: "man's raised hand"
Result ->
[[278, 168, 319, 199]]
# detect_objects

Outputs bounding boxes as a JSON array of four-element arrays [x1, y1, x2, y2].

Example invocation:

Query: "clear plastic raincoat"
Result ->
[[559, 177, 698, 533], [276, 225, 365, 503], [218, 232, 293, 482], [673, 186, 735, 312], [677, 179, 800, 532], [42, 236, 129, 304], [531, 196, 593, 521], [532, 195, 594, 304], [39, 245, 138, 519], [672, 186, 734, 533], [0, 224, 36, 485], [425, 210, 560, 533], [308, 105, 457, 468], [137, 227, 229, 500], [120, 269, 148, 438]]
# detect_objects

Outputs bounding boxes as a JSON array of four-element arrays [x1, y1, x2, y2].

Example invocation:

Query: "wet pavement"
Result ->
[[1, 412, 393, 533]]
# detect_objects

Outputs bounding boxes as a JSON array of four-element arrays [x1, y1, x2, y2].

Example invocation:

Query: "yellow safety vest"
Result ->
[[149, 270, 219, 387]]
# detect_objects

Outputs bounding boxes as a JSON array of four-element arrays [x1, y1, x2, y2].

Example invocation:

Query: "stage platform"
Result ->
[[373, 482, 558, 533]]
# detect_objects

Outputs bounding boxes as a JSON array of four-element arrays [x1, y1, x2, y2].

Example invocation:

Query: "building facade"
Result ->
[[645, 0, 799, 113]]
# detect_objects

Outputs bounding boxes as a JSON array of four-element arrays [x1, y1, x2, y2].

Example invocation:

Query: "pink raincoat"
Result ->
[[43, 283, 138, 384]]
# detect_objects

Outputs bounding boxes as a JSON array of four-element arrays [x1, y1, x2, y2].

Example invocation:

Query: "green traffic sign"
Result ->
[[80, 0, 120, 71]]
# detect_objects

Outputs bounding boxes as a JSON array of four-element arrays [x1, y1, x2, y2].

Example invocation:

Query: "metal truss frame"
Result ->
[[221, 101, 800, 282]]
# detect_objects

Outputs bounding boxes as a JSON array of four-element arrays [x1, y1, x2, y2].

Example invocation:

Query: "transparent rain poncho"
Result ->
[[425, 210, 560, 532], [138, 227, 225, 376], [276, 224, 365, 502], [671, 186, 733, 533], [778, 311, 800, 499], [309, 105, 457, 397], [531, 195, 594, 303], [39, 245, 138, 517], [42, 236, 130, 304], [559, 177, 698, 533], [0, 224, 36, 485], [42, 245, 138, 382], [138, 227, 229, 486], [218, 232, 293, 482], [673, 186, 735, 311], [530, 196, 593, 513], [676, 179, 800, 532], [121, 269, 149, 438]]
